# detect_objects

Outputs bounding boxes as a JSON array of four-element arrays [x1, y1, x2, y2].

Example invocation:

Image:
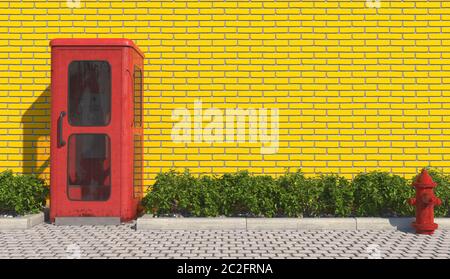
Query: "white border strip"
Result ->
[[0, 212, 44, 230], [137, 215, 450, 231]]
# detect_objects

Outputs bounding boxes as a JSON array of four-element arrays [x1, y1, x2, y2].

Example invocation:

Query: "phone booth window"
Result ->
[[133, 65, 143, 198], [133, 134, 143, 199], [68, 61, 111, 126], [133, 65, 143, 128], [67, 134, 111, 201]]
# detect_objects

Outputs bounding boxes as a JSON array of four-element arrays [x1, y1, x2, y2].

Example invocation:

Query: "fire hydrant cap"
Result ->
[[413, 169, 437, 188]]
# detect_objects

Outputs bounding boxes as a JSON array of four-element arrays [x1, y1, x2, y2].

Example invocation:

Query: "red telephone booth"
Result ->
[[50, 38, 144, 224]]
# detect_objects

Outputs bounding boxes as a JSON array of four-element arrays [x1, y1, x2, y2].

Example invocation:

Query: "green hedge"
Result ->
[[142, 169, 450, 217], [0, 170, 49, 216]]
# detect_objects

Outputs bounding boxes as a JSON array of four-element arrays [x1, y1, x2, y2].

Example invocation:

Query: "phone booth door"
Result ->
[[51, 48, 122, 218]]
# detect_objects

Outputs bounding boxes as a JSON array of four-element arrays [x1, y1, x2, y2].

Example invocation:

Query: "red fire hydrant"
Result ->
[[408, 169, 442, 235]]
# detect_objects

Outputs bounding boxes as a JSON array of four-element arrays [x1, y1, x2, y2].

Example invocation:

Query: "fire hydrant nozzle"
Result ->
[[421, 193, 433, 205], [435, 197, 442, 206], [408, 169, 441, 235]]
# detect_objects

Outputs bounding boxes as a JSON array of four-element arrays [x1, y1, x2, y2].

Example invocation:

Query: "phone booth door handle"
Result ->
[[58, 111, 66, 147]]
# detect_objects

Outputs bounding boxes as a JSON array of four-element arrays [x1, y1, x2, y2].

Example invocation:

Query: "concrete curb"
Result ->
[[355, 217, 413, 230], [298, 218, 356, 230], [137, 216, 246, 230], [137, 215, 450, 231], [0, 212, 44, 230], [436, 218, 450, 230]]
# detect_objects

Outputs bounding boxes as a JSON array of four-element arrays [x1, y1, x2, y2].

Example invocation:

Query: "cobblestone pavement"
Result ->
[[1, 223, 449, 259]]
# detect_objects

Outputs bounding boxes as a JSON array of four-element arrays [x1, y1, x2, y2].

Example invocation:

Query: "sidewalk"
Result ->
[[1, 223, 449, 259]]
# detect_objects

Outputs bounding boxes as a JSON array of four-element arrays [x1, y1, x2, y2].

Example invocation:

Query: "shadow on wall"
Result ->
[[21, 85, 51, 180]]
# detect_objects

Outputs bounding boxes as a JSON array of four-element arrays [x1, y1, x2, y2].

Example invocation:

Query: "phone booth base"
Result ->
[[50, 39, 144, 223], [55, 217, 121, 225]]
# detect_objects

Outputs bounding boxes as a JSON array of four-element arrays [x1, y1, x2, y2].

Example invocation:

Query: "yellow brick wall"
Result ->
[[1, 0, 450, 188]]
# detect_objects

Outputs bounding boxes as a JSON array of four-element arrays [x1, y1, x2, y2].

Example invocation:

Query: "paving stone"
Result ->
[[0, 223, 449, 258]]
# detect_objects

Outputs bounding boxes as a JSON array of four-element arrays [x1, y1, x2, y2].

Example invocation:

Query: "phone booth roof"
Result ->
[[50, 38, 145, 58]]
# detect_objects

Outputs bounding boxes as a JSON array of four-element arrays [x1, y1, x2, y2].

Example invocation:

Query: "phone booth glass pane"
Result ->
[[67, 134, 111, 201], [133, 134, 143, 198], [133, 65, 143, 198], [68, 61, 111, 126], [133, 65, 143, 128]]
